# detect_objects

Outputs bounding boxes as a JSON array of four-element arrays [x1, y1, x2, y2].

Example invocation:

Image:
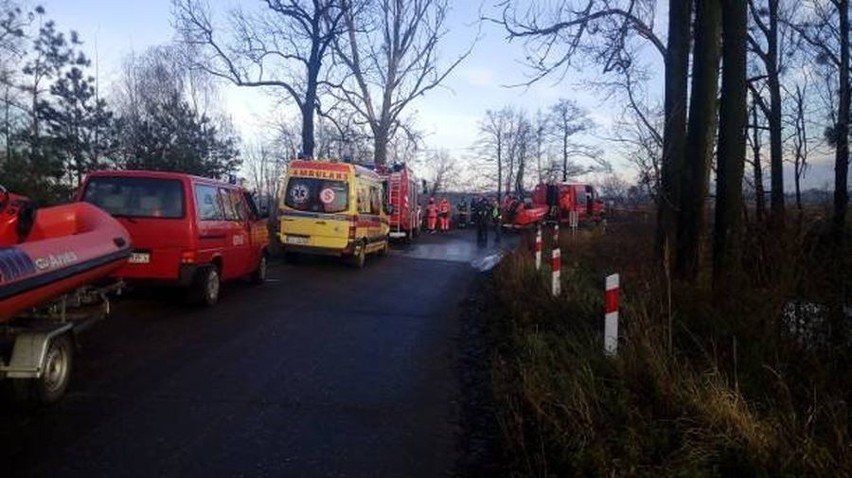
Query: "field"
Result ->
[[482, 211, 851, 476]]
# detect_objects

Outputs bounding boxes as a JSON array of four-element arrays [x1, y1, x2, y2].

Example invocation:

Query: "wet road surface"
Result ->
[[0, 229, 517, 477]]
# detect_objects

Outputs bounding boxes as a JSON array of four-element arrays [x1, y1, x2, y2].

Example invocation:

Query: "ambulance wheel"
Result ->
[[193, 265, 220, 307], [13, 334, 74, 405], [251, 253, 268, 284], [350, 240, 366, 269]]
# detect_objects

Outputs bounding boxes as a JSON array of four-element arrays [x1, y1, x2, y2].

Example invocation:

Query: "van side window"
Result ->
[[219, 188, 240, 221], [195, 184, 224, 221], [243, 192, 260, 219], [232, 191, 247, 221]]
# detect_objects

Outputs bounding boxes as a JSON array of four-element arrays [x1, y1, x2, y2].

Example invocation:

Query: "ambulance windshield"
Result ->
[[284, 177, 349, 214]]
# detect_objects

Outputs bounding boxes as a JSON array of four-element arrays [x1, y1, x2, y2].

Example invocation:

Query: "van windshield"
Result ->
[[284, 177, 349, 214], [83, 177, 185, 219]]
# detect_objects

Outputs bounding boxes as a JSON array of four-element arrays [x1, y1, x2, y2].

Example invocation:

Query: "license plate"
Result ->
[[285, 236, 309, 245], [128, 252, 151, 264]]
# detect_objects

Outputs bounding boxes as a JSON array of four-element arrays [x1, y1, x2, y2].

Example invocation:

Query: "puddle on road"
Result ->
[[471, 252, 505, 272], [391, 231, 519, 271]]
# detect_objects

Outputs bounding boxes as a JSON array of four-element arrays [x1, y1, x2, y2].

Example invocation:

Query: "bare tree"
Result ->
[[423, 148, 458, 195], [785, 81, 811, 211], [790, 0, 850, 240], [835, 0, 849, 241], [173, 0, 346, 158], [677, 0, 722, 281], [658, 0, 691, 263], [714, 0, 749, 287], [612, 103, 663, 196], [598, 173, 630, 203], [548, 98, 594, 182], [333, 0, 471, 166], [499, 110, 535, 196], [746, 90, 768, 221], [494, 0, 664, 85], [477, 107, 511, 201], [0, 1, 32, 161], [243, 142, 281, 203], [747, 0, 792, 229]]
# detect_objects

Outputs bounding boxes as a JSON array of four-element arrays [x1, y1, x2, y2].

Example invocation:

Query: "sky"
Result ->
[[37, 0, 839, 191]]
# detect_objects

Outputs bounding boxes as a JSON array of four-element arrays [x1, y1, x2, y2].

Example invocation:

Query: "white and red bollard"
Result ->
[[551, 223, 561, 297], [604, 273, 620, 356], [534, 224, 542, 271]]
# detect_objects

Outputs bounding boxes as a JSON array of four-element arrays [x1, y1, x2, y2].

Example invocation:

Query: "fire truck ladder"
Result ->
[[388, 174, 406, 239]]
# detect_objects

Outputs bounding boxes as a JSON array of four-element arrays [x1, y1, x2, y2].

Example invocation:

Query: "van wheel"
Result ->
[[14, 334, 74, 405], [251, 253, 268, 285], [350, 240, 366, 269], [193, 265, 220, 307]]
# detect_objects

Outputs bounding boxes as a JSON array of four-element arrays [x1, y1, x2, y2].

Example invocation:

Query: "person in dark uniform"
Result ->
[[457, 199, 468, 229], [474, 196, 489, 246]]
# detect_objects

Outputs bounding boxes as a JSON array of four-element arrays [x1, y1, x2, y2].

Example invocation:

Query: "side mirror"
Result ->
[[385, 204, 395, 215]]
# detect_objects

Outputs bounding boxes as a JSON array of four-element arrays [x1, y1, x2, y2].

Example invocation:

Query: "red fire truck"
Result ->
[[533, 182, 606, 224], [381, 163, 421, 242], [502, 182, 605, 228]]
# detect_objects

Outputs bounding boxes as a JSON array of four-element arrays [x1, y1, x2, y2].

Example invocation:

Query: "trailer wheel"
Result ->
[[192, 265, 220, 307], [13, 334, 74, 405], [251, 253, 268, 284]]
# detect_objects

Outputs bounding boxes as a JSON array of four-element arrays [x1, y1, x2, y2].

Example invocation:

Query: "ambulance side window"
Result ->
[[358, 185, 371, 214], [369, 186, 381, 214]]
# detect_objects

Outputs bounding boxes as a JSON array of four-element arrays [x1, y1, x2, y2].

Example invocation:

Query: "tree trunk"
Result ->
[[657, 0, 692, 261], [751, 96, 766, 221], [713, 0, 748, 288], [373, 130, 389, 167], [301, 101, 316, 159], [562, 130, 569, 182], [497, 136, 503, 202], [767, 0, 785, 229], [677, 0, 722, 282], [834, 0, 850, 241], [301, 57, 319, 159], [515, 149, 526, 196]]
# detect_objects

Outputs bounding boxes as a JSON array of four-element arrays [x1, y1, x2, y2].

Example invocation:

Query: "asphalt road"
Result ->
[[0, 228, 515, 477]]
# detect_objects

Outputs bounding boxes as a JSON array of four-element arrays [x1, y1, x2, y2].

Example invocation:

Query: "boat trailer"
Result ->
[[0, 281, 123, 404]]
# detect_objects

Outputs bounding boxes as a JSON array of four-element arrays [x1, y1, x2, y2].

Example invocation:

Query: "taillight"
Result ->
[[181, 250, 196, 264], [349, 215, 357, 239]]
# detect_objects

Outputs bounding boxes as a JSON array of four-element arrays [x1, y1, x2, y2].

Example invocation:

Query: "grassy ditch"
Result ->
[[487, 216, 850, 476]]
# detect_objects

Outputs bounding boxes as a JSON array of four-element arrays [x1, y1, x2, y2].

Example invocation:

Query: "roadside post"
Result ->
[[604, 273, 620, 356], [570, 210, 579, 236], [551, 223, 561, 297], [535, 224, 542, 271]]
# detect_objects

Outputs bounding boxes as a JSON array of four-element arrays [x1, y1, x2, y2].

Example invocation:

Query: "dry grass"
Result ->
[[487, 216, 851, 477]]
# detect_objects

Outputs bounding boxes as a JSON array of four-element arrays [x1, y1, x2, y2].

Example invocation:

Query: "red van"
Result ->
[[77, 171, 270, 306]]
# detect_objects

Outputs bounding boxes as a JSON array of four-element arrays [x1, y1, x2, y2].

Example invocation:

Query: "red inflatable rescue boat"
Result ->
[[502, 196, 548, 229], [0, 187, 131, 321]]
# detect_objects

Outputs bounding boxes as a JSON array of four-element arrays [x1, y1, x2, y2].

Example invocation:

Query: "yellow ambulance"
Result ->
[[278, 159, 390, 268]]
